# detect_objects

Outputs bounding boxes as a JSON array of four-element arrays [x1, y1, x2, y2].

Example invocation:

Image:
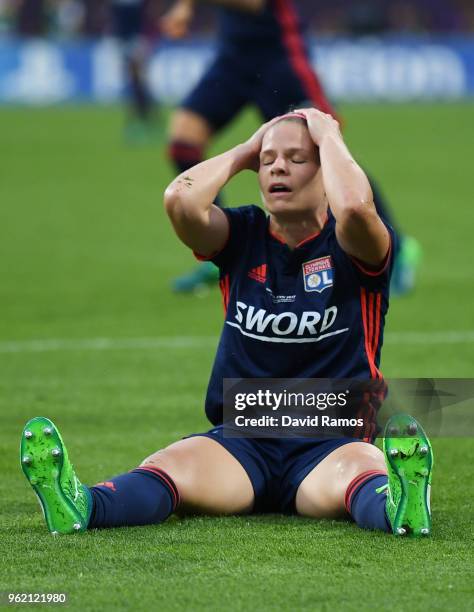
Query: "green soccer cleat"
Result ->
[[383, 414, 433, 536], [391, 235, 422, 296], [20, 417, 92, 535], [172, 261, 220, 293]]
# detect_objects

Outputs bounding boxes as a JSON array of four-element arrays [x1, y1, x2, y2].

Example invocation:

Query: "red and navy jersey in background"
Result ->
[[217, 0, 303, 49], [182, 0, 337, 129], [198, 205, 395, 426], [214, 0, 337, 118]]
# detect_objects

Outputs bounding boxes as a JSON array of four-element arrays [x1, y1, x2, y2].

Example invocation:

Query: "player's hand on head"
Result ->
[[294, 108, 341, 146], [160, 0, 194, 39], [240, 117, 281, 172]]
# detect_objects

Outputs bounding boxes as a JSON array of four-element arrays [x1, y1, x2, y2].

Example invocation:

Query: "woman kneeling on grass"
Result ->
[[20, 109, 433, 536]]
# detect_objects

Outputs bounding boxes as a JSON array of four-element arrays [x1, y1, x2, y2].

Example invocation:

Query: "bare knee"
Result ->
[[324, 442, 386, 484], [296, 442, 386, 518], [140, 448, 180, 476], [139, 445, 196, 502], [169, 109, 212, 146], [140, 438, 254, 515]]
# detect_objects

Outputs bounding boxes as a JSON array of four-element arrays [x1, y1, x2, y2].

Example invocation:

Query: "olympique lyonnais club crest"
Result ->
[[302, 256, 334, 293]]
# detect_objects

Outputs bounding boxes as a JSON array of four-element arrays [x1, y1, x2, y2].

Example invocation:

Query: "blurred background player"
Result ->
[[160, 0, 421, 294], [111, 0, 161, 143]]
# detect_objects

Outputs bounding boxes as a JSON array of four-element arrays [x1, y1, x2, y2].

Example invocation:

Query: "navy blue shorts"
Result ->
[[188, 425, 357, 513], [181, 48, 333, 131], [112, 3, 145, 41]]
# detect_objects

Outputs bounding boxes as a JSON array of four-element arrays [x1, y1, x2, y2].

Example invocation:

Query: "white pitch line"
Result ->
[[0, 337, 219, 354], [0, 330, 474, 354], [386, 330, 474, 345]]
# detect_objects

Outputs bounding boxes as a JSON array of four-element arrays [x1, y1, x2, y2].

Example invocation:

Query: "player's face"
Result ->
[[258, 121, 321, 216]]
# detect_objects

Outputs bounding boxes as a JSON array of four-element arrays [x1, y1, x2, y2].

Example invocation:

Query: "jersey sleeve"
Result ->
[[193, 205, 265, 272]]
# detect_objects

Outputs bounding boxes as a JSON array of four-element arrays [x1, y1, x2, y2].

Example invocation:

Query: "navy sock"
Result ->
[[168, 140, 224, 207], [88, 467, 180, 529], [345, 471, 391, 532]]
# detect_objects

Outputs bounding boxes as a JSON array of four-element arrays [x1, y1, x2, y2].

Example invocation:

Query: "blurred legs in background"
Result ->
[[168, 109, 221, 292], [111, 0, 159, 144]]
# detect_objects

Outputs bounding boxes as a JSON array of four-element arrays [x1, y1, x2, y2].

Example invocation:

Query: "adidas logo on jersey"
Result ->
[[248, 264, 267, 283]]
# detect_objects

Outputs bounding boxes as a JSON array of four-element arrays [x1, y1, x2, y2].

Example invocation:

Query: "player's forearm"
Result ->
[[164, 145, 249, 218], [319, 134, 374, 221], [195, 0, 265, 13]]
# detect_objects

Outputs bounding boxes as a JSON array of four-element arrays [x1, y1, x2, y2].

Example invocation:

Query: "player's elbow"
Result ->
[[339, 190, 375, 223], [164, 184, 190, 220], [344, 200, 371, 220], [164, 185, 204, 229], [339, 198, 382, 243], [164, 184, 179, 215]]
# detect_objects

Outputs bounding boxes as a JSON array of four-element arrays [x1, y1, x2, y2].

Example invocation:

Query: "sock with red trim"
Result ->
[[87, 467, 179, 529], [168, 140, 224, 207], [345, 471, 390, 532]]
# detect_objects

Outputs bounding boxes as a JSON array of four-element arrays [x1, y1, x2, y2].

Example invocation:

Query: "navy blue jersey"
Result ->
[[111, 0, 145, 41], [182, 0, 337, 129], [217, 0, 303, 50], [198, 205, 394, 426]]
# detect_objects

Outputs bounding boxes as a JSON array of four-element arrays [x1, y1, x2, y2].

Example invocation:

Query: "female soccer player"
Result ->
[[20, 110, 432, 536]]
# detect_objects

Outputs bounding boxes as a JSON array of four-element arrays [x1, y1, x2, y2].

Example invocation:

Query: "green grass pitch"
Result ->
[[1, 103, 473, 611]]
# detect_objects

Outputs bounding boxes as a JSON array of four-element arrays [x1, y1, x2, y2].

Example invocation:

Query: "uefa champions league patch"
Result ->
[[302, 256, 334, 293]]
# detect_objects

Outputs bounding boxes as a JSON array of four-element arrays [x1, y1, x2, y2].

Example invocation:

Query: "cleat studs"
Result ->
[[407, 423, 418, 435], [22, 456, 32, 466], [396, 527, 406, 535], [419, 446, 429, 456], [389, 448, 399, 457], [30, 477, 38, 485], [43, 427, 53, 436], [51, 448, 61, 458], [388, 426, 399, 436], [421, 528, 430, 535], [24, 430, 33, 439], [73, 523, 81, 531]]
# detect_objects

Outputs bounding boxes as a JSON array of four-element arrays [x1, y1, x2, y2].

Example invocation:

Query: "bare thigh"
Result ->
[[169, 109, 213, 147], [140, 436, 254, 515], [295, 442, 386, 519]]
